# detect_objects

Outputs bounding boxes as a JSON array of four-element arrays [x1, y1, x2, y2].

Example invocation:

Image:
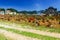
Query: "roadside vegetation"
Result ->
[[0, 7, 60, 40], [0, 27, 60, 40], [0, 20, 60, 33], [0, 33, 12, 40]]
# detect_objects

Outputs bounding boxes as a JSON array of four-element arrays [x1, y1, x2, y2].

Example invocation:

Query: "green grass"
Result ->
[[32, 26, 60, 33], [0, 27, 60, 40], [0, 34, 7, 40], [0, 33, 12, 40], [0, 20, 60, 33], [15, 22, 60, 33], [16, 22, 60, 33]]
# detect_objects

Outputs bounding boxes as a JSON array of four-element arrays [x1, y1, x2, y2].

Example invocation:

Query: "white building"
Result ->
[[0, 11, 5, 15], [6, 10, 17, 15]]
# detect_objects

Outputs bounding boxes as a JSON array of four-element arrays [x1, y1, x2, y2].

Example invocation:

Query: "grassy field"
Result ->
[[0, 34, 7, 40], [0, 27, 60, 40], [0, 20, 60, 33], [32, 26, 60, 33], [0, 33, 12, 40]]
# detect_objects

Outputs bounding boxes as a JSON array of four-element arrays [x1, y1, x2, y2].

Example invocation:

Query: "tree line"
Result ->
[[0, 7, 60, 15]]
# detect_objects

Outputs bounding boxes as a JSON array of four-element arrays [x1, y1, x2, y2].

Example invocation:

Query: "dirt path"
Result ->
[[0, 23, 60, 38], [0, 29, 39, 40]]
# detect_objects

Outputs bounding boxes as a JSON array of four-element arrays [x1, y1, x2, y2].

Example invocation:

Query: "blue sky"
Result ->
[[0, 0, 60, 11]]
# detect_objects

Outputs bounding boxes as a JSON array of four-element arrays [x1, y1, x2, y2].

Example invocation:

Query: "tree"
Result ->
[[32, 11, 37, 14], [19, 11, 28, 15], [0, 8, 5, 14], [27, 11, 37, 15], [40, 10, 45, 13], [19, 11, 37, 15], [58, 11, 60, 14], [7, 8, 18, 12], [7, 8, 18, 15], [0, 8, 5, 11], [44, 7, 58, 16]]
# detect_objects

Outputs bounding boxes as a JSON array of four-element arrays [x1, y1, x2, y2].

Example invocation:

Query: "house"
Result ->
[[6, 8, 17, 15], [0, 11, 5, 15], [0, 8, 5, 15]]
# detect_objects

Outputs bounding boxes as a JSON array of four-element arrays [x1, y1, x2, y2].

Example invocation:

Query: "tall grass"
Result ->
[[0, 27, 60, 40]]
